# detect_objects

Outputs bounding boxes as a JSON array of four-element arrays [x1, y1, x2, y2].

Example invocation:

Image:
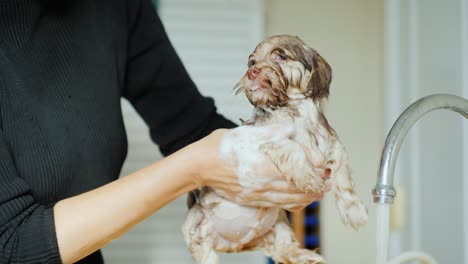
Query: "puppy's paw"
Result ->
[[347, 201, 368, 230], [337, 198, 368, 230]]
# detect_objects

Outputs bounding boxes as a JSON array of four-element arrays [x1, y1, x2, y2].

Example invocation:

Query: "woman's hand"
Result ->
[[187, 124, 328, 211]]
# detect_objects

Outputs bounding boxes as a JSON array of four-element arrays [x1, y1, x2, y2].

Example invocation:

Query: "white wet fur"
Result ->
[[218, 123, 293, 189], [182, 35, 368, 264], [182, 99, 367, 264]]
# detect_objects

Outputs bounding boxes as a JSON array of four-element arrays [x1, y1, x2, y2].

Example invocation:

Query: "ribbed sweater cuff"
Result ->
[[12, 206, 62, 264]]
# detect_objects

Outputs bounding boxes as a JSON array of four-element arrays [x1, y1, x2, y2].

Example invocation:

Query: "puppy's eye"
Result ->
[[275, 53, 287, 61], [248, 60, 256, 68]]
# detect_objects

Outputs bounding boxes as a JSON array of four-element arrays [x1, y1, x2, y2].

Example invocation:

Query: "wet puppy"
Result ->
[[182, 35, 368, 264]]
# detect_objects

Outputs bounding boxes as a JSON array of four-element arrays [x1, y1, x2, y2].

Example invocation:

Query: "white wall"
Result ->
[[388, 0, 467, 263], [464, 0, 468, 258], [266, 1, 384, 263]]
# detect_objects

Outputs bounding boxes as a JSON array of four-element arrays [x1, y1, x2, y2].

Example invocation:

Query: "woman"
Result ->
[[0, 0, 325, 263]]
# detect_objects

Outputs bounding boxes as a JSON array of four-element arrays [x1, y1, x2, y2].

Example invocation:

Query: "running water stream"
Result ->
[[375, 203, 438, 264], [376, 204, 391, 264]]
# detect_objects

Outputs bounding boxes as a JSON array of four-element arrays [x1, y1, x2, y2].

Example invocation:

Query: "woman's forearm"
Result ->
[[52, 126, 321, 263], [54, 143, 202, 264]]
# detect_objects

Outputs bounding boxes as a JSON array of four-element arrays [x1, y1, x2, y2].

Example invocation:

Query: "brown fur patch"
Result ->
[[308, 52, 332, 100]]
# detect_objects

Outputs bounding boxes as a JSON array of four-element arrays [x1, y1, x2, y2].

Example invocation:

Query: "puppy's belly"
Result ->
[[206, 197, 279, 243]]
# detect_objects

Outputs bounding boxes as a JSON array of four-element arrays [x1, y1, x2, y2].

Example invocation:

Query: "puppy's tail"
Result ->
[[329, 143, 368, 230]]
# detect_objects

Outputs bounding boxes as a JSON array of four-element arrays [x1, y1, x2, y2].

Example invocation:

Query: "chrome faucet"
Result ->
[[372, 94, 468, 204]]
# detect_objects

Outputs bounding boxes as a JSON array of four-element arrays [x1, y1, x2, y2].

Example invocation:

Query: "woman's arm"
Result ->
[[54, 138, 201, 264], [55, 127, 320, 264], [123, 0, 237, 156]]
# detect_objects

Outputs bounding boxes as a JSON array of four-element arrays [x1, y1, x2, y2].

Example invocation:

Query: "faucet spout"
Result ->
[[372, 94, 468, 204]]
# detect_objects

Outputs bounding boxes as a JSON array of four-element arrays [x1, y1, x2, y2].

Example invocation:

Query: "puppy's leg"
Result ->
[[259, 140, 327, 193], [328, 140, 368, 230], [182, 206, 219, 264], [260, 211, 324, 264]]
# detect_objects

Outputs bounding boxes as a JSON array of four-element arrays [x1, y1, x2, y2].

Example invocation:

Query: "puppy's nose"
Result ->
[[247, 67, 261, 80]]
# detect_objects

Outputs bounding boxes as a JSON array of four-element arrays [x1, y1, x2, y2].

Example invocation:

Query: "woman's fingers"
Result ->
[[260, 180, 307, 194], [207, 126, 331, 210], [236, 189, 323, 208], [261, 178, 328, 195], [287, 205, 307, 212], [236, 199, 318, 210], [235, 199, 310, 209]]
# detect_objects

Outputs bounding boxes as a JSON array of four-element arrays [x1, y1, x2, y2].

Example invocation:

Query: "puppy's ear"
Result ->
[[307, 52, 332, 100]]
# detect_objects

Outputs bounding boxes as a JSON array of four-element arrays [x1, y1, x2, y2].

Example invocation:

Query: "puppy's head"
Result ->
[[235, 35, 332, 108]]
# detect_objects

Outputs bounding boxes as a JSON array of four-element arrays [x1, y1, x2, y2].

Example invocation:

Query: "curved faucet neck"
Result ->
[[373, 94, 468, 204]]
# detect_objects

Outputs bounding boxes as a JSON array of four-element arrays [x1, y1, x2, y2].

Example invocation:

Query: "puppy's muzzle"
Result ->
[[247, 67, 261, 81]]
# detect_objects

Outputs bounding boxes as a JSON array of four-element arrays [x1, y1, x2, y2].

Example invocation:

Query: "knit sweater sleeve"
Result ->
[[0, 132, 61, 264], [122, 0, 236, 156]]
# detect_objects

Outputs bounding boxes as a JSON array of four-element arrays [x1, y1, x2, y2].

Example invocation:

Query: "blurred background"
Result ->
[[102, 0, 468, 263]]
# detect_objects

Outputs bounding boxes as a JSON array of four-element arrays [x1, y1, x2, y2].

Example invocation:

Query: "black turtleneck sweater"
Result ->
[[0, 0, 235, 263]]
